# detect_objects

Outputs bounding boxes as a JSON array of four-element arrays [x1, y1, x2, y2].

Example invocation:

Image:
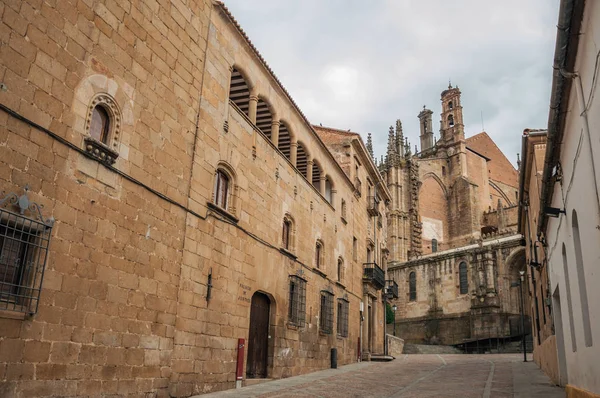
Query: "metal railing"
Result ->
[[367, 196, 380, 216], [385, 280, 399, 299], [363, 262, 385, 290]]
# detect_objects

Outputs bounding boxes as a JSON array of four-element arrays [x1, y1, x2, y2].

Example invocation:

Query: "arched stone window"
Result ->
[[256, 98, 273, 139], [341, 199, 347, 221], [282, 214, 295, 252], [409, 271, 416, 301], [325, 176, 333, 204], [337, 257, 344, 282], [448, 101, 453, 110], [213, 170, 230, 210], [431, 239, 438, 253], [296, 143, 309, 178], [278, 122, 292, 160], [315, 240, 324, 270], [459, 262, 468, 294], [572, 210, 592, 347], [212, 163, 238, 216], [448, 114, 454, 127], [84, 93, 121, 165], [312, 161, 322, 192], [229, 67, 251, 116], [90, 106, 110, 143]]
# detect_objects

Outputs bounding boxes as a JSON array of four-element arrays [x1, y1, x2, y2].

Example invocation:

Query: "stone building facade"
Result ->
[[518, 129, 559, 382], [382, 86, 528, 345], [0, 1, 389, 397]]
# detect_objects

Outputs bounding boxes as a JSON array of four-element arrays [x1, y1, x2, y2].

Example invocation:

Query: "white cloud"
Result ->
[[223, 0, 560, 166]]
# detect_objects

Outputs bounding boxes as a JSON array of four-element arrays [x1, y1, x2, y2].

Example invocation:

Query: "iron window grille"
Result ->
[[288, 276, 306, 326], [319, 291, 334, 334], [409, 271, 417, 301], [336, 298, 349, 337], [459, 262, 469, 294], [1, 186, 54, 315]]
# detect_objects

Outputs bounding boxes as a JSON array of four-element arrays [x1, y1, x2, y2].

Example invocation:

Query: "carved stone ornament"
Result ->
[[85, 93, 121, 165], [0, 185, 55, 227]]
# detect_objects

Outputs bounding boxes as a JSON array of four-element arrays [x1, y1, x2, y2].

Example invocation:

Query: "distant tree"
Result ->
[[386, 302, 395, 324]]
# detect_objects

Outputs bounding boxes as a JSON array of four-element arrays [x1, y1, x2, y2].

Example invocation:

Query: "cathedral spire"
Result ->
[[395, 119, 404, 158], [366, 133, 374, 160], [386, 125, 397, 166]]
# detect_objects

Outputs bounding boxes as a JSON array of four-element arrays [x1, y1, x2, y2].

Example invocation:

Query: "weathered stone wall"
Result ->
[[0, 1, 387, 397], [386, 334, 404, 357]]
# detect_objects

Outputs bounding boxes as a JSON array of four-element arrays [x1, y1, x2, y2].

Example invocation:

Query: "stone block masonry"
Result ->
[[0, 1, 388, 396]]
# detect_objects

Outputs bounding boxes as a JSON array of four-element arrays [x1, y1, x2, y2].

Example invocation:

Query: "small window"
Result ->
[[337, 298, 349, 337], [459, 262, 468, 294], [325, 177, 333, 204], [213, 170, 230, 210], [341, 199, 347, 220], [442, 166, 446, 176], [448, 101, 453, 110], [431, 239, 438, 253], [352, 237, 358, 262], [288, 276, 306, 326], [409, 271, 416, 301], [315, 241, 324, 270], [319, 291, 334, 334], [282, 219, 291, 250], [337, 257, 344, 282], [90, 105, 110, 143], [448, 114, 454, 127]]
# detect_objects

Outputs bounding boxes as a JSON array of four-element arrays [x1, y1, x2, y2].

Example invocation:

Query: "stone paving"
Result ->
[[194, 354, 564, 398]]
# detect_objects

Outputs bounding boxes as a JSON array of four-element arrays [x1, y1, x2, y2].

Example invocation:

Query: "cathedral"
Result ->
[[376, 85, 527, 346]]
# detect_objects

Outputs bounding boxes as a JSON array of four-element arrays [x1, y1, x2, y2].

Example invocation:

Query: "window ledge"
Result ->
[[337, 334, 347, 340], [280, 247, 297, 260], [319, 330, 332, 337], [84, 137, 119, 165], [312, 267, 327, 278], [0, 309, 28, 320], [335, 281, 346, 289], [207, 202, 239, 224], [341, 216, 347, 225]]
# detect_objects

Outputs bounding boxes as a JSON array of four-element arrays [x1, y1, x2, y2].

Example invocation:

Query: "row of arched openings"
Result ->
[[229, 68, 334, 203]]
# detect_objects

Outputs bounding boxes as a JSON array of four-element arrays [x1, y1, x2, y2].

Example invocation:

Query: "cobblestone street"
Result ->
[[196, 354, 564, 398]]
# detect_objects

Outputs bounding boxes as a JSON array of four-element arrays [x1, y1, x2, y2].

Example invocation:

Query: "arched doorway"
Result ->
[[247, 292, 270, 379]]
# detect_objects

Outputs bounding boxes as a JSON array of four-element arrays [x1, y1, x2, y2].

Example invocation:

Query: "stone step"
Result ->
[[370, 354, 394, 361], [243, 378, 272, 387]]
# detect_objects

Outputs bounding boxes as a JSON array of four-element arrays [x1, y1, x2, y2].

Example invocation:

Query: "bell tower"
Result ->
[[418, 106, 434, 152], [440, 84, 465, 143]]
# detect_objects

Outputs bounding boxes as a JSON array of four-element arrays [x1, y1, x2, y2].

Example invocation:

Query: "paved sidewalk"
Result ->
[[193, 354, 564, 397]]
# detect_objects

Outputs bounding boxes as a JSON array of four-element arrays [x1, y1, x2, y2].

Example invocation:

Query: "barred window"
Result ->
[[288, 276, 306, 326], [1, 188, 54, 315], [459, 262, 468, 294], [409, 271, 416, 301], [337, 257, 344, 282], [336, 298, 349, 337], [319, 291, 334, 334]]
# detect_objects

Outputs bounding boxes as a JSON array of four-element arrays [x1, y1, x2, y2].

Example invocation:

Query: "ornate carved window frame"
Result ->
[[84, 93, 121, 165]]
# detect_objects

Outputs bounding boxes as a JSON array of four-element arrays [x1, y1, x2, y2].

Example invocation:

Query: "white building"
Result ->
[[540, 0, 600, 396]]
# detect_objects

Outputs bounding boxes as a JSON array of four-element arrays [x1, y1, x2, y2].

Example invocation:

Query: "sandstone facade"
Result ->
[[382, 86, 527, 345], [0, 1, 389, 396]]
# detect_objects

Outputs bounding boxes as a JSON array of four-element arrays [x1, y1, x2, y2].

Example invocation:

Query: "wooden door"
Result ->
[[247, 292, 270, 378]]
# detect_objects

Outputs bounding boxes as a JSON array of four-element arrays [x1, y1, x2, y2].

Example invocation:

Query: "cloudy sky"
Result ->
[[223, 0, 559, 166]]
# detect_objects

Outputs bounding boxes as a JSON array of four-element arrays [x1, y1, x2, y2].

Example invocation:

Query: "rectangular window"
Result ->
[[352, 237, 358, 262], [288, 276, 306, 326], [341, 199, 347, 220], [319, 292, 334, 334], [336, 298, 349, 337], [0, 207, 52, 314]]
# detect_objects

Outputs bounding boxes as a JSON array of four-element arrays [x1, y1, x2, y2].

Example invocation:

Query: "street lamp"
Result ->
[[511, 270, 527, 362], [392, 304, 397, 336]]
